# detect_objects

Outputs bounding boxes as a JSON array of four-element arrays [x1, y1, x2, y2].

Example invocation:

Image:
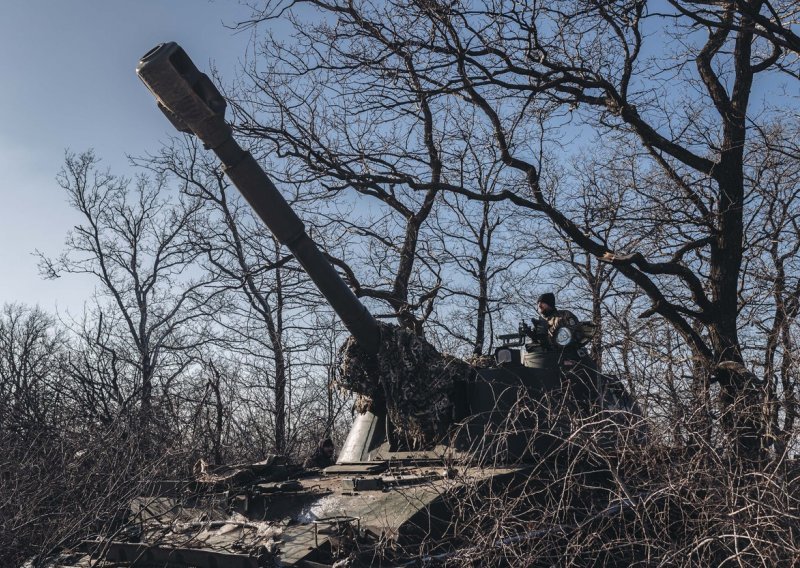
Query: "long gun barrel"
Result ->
[[136, 42, 380, 355]]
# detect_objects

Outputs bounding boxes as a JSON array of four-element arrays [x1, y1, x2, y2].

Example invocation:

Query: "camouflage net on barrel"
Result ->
[[336, 322, 476, 448]]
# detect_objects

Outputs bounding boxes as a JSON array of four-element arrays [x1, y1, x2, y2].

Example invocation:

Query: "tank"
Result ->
[[46, 43, 643, 568]]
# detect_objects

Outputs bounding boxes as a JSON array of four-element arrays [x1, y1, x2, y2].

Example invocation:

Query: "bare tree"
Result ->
[[58, 311, 136, 426], [227, 25, 484, 334], [527, 145, 644, 371], [742, 122, 800, 456], [0, 304, 65, 433], [140, 138, 341, 455], [0, 303, 172, 566], [237, 0, 799, 458], [39, 150, 215, 442], [431, 180, 535, 357]]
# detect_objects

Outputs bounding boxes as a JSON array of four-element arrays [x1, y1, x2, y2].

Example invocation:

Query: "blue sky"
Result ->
[[1, 2, 795, 318], [0, 0, 256, 315]]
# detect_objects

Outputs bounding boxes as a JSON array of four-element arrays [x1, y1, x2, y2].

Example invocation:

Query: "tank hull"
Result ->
[[52, 461, 531, 567]]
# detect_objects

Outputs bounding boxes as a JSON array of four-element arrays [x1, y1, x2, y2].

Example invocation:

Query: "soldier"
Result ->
[[537, 292, 579, 346], [303, 437, 335, 469], [538, 292, 597, 402]]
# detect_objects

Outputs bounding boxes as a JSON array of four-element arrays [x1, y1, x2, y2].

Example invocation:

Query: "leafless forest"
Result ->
[[2, 0, 799, 565]]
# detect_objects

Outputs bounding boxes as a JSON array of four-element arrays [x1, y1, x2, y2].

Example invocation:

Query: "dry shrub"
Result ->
[[0, 417, 198, 567], [437, 395, 800, 567]]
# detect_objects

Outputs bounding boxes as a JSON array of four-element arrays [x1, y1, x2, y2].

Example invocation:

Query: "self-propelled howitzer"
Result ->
[[73, 42, 649, 568]]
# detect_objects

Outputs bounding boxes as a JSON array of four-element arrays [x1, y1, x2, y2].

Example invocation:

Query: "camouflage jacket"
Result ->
[[542, 309, 579, 345]]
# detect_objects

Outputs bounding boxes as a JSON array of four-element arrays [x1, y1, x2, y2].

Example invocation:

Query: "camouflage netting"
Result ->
[[336, 322, 476, 448]]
